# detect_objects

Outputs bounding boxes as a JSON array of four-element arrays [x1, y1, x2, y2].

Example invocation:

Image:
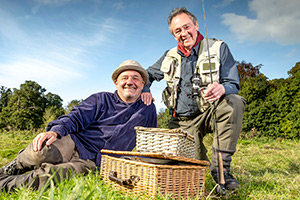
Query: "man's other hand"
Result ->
[[32, 131, 58, 152], [141, 92, 155, 106]]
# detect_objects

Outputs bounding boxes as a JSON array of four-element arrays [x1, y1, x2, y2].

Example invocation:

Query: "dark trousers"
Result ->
[[0, 135, 96, 192], [169, 94, 246, 171]]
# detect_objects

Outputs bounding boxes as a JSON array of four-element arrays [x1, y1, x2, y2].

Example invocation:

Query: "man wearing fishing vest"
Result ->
[[141, 7, 246, 190]]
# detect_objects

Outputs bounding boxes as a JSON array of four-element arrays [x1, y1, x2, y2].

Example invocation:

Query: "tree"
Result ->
[[0, 81, 63, 130], [0, 80, 70, 130], [238, 74, 270, 104], [157, 108, 170, 128], [42, 92, 65, 128], [65, 99, 83, 114], [287, 62, 300, 77], [0, 86, 12, 128], [280, 62, 300, 138], [268, 78, 286, 91], [237, 61, 262, 85], [0, 86, 12, 112], [240, 62, 300, 139], [45, 92, 63, 108], [44, 92, 65, 120], [3, 81, 46, 129]]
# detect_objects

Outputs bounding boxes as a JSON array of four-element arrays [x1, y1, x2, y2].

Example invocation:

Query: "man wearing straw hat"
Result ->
[[141, 7, 245, 190], [0, 60, 157, 192]]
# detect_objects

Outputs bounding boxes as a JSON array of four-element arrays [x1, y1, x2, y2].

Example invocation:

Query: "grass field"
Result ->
[[0, 130, 299, 199]]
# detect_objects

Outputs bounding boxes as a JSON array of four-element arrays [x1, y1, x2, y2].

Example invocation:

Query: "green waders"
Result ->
[[169, 94, 246, 171]]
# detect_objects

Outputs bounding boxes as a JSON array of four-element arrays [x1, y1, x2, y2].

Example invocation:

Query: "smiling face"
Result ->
[[170, 13, 199, 52], [114, 70, 145, 103]]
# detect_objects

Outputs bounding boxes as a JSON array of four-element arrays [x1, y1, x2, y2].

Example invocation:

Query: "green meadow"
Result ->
[[0, 130, 299, 200]]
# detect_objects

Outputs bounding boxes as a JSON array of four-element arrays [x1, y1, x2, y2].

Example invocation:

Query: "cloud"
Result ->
[[0, 0, 132, 99], [0, 8, 84, 88], [286, 49, 298, 58], [214, 0, 235, 8], [81, 17, 128, 48], [31, 4, 41, 15], [221, 0, 300, 45], [112, 1, 124, 10], [0, 5, 129, 94], [0, 57, 82, 89], [34, 0, 74, 6], [0, 8, 27, 44]]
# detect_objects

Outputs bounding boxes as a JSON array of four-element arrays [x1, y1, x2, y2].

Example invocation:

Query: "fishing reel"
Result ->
[[191, 73, 202, 99]]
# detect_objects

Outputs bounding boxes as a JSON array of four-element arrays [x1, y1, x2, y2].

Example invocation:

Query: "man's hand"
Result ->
[[32, 131, 58, 152], [141, 92, 155, 106], [203, 82, 225, 102]]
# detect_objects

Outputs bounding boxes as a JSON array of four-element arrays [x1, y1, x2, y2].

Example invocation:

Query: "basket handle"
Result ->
[[109, 171, 140, 188], [185, 131, 196, 142]]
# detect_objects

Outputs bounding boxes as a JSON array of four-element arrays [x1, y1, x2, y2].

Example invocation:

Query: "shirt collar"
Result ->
[[177, 41, 201, 58], [177, 31, 204, 57]]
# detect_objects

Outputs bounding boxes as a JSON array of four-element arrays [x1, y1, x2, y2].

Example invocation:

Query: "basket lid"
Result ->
[[134, 126, 195, 141], [101, 149, 209, 166]]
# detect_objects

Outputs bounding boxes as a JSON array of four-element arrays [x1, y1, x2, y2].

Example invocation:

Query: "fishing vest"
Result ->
[[161, 39, 223, 111]]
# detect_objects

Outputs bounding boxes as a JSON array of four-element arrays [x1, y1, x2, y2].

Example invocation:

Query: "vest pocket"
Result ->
[[162, 86, 173, 109]]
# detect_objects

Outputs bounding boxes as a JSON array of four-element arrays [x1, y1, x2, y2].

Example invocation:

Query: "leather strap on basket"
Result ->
[[109, 171, 140, 189]]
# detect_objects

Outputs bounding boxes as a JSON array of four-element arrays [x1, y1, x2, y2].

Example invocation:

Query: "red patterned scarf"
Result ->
[[177, 31, 204, 57]]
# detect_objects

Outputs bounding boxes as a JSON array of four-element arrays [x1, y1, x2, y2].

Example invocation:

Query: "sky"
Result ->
[[0, 0, 299, 111]]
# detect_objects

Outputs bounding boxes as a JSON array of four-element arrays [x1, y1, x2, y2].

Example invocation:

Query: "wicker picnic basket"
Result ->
[[100, 150, 209, 199], [135, 126, 196, 159]]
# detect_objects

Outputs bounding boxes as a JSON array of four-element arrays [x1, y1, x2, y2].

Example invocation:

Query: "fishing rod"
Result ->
[[201, 0, 226, 196]]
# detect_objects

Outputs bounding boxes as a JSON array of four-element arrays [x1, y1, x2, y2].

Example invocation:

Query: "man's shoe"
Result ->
[[211, 168, 239, 190], [0, 159, 24, 176]]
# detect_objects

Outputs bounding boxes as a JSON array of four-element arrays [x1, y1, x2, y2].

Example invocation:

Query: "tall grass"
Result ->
[[0, 130, 38, 166], [0, 131, 299, 199]]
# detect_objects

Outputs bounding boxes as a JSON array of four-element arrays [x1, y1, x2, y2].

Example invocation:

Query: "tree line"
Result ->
[[0, 61, 299, 139], [238, 61, 300, 139], [0, 81, 82, 130]]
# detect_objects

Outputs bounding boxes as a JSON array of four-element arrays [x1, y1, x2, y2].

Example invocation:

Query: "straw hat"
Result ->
[[111, 60, 149, 83]]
